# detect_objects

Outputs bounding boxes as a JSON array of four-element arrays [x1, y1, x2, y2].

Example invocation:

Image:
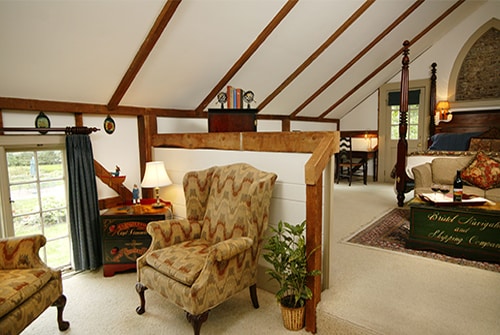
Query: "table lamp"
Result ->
[[141, 161, 172, 208]]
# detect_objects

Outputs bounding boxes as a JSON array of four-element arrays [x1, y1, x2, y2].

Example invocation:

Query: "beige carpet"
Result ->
[[22, 269, 309, 335]]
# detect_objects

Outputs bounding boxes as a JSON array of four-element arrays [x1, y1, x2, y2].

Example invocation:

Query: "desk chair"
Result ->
[[335, 137, 367, 186]]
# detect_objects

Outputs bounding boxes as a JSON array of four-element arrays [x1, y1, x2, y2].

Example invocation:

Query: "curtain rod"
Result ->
[[0, 126, 100, 135]]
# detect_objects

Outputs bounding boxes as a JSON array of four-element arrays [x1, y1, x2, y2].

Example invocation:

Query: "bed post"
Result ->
[[396, 40, 410, 207], [429, 62, 437, 146]]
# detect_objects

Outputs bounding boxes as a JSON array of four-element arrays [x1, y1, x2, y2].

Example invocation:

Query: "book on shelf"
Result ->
[[225, 85, 245, 109]]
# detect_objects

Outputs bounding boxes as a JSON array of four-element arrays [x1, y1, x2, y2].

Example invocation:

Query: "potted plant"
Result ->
[[263, 220, 321, 331]]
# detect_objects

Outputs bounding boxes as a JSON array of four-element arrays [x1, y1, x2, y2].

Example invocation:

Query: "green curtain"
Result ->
[[66, 134, 102, 271], [388, 90, 421, 105]]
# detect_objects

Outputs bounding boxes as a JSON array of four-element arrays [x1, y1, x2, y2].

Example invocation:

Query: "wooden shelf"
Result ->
[[208, 108, 257, 132]]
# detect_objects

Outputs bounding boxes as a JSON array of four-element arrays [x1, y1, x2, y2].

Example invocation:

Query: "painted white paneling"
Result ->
[[157, 118, 207, 133], [152, 148, 319, 225], [290, 121, 337, 132], [256, 120, 282, 132]]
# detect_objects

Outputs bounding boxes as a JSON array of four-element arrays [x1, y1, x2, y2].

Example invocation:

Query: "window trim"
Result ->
[[0, 135, 66, 238]]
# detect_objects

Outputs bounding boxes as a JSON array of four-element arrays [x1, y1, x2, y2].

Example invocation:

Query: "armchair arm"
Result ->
[[412, 162, 433, 190], [210, 237, 254, 262], [0, 234, 47, 270]]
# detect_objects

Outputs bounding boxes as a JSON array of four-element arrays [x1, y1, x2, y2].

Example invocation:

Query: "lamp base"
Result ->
[[152, 202, 165, 208]]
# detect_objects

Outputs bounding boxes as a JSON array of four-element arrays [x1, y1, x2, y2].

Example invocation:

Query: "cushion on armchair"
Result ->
[[146, 239, 211, 286], [0, 268, 53, 318]]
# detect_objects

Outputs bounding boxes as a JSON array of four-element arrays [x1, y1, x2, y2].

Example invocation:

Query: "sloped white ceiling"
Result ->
[[0, 0, 490, 121]]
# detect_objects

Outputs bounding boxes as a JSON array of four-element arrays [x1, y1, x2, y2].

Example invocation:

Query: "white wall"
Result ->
[[339, 92, 378, 131]]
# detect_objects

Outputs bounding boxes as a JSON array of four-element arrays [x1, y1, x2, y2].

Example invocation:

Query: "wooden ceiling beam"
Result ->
[[292, 0, 424, 118], [0, 96, 195, 116], [319, 0, 465, 119], [258, 0, 375, 112], [107, 0, 182, 111], [195, 0, 298, 114]]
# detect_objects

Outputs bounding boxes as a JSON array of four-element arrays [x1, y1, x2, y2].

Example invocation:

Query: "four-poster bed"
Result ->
[[394, 41, 500, 207]]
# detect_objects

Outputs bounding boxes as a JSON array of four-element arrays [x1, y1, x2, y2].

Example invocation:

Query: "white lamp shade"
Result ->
[[141, 161, 172, 188]]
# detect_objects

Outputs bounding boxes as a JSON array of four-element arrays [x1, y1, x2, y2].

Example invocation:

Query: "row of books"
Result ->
[[226, 85, 245, 109]]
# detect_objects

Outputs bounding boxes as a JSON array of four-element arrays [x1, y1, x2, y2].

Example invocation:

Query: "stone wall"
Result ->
[[455, 27, 499, 101]]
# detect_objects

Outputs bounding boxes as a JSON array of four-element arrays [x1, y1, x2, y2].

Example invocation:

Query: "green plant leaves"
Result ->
[[263, 220, 321, 308]]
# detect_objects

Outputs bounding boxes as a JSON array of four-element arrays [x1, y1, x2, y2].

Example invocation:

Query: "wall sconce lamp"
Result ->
[[435, 100, 450, 121], [141, 161, 172, 208]]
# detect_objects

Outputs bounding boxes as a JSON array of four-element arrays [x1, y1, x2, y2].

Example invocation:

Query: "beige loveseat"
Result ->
[[412, 152, 500, 202], [0, 235, 69, 335]]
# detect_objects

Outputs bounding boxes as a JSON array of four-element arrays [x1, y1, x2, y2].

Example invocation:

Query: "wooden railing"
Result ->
[[152, 131, 339, 333], [94, 159, 133, 209]]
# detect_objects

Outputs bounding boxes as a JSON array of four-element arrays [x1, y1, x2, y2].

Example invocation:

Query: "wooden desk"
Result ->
[[352, 147, 378, 181]]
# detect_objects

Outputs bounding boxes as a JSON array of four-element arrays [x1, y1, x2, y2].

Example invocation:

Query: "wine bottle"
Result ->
[[453, 170, 463, 202]]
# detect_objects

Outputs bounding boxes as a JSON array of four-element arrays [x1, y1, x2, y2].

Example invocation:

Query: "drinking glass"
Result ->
[[439, 185, 450, 201], [431, 183, 440, 201]]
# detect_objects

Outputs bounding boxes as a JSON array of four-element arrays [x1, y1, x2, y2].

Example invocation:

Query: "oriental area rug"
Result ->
[[347, 208, 500, 273]]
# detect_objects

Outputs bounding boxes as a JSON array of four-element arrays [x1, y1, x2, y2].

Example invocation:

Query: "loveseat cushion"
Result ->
[[431, 156, 473, 184], [461, 151, 500, 190], [146, 239, 211, 286], [0, 268, 52, 318]]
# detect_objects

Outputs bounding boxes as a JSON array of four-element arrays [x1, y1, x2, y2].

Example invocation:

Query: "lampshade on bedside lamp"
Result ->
[[141, 161, 172, 208]]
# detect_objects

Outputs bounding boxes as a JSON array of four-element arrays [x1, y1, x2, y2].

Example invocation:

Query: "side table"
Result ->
[[101, 203, 172, 277]]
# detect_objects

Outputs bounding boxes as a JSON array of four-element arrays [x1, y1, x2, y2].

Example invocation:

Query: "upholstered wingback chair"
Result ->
[[136, 163, 277, 335], [0, 235, 69, 335]]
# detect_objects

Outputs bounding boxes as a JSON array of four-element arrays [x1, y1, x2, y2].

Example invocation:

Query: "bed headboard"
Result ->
[[435, 110, 500, 134]]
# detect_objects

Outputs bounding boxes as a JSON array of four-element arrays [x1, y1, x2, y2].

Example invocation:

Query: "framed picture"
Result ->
[[35, 112, 50, 134]]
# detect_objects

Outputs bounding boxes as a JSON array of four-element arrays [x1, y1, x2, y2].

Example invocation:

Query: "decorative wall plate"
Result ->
[[104, 115, 115, 134], [35, 112, 50, 134]]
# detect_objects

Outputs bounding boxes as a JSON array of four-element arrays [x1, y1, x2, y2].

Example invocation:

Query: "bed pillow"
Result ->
[[461, 152, 500, 190], [468, 138, 500, 152], [429, 132, 482, 151]]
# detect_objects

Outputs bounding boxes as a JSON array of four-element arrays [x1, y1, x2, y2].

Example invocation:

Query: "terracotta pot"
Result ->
[[280, 303, 305, 331]]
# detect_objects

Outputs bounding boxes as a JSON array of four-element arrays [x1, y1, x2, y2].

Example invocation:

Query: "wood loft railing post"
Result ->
[[304, 134, 337, 333]]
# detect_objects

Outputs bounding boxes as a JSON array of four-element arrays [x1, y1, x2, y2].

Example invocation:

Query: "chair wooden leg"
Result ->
[[249, 284, 259, 308], [52, 294, 70, 331], [186, 311, 209, 335], [363, 162, 368, 185], [135, 282, 148, 315]]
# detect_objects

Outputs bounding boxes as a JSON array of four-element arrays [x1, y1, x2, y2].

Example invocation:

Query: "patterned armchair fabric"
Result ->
[[0, 235, 69, 334], [136, 163, 277, 335]]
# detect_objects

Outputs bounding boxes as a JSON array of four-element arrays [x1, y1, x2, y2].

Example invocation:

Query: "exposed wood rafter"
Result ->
[[259, 0, 375, 112], [0, 0, 469, 124], [195, 0, 299, 114], [292, 0, 425, 118], [107, 0, 182, 111], [318, 0, 466, 119]]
